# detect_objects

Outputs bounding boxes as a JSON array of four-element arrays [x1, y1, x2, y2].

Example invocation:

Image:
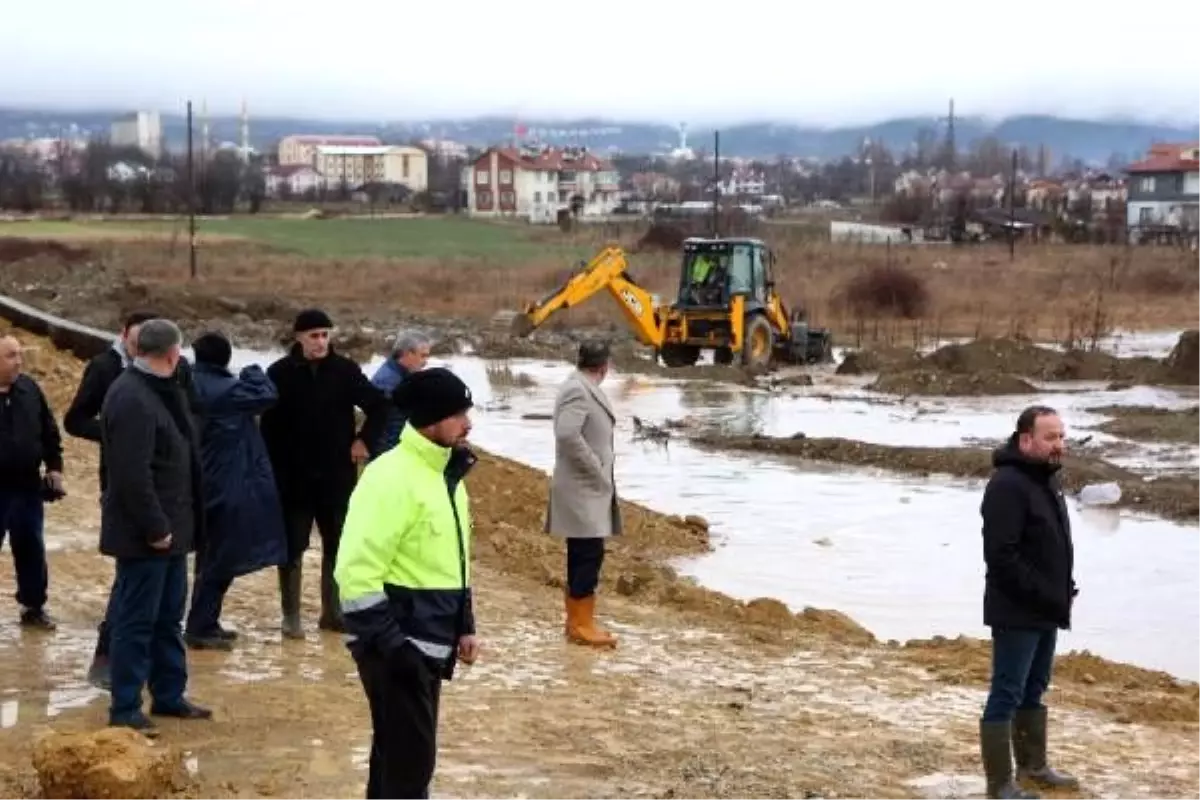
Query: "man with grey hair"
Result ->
[[368, 328, 431, 457], [100, 318, 209, 736]]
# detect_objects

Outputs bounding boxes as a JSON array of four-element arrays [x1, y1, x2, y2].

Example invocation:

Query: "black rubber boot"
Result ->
[[87, 623, 112, 690], [1014, 708, 1080, 790], [279, 561, 304, 640], [980, 720, 1039, 799], [317, 549, 345, 633]]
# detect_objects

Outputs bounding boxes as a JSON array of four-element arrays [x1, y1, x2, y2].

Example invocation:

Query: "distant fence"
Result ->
[[0, 293, 112, 359]]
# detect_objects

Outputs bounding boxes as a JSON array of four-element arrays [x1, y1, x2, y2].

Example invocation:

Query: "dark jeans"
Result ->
[[0, 489, 48, 610], [282, 487, 349, 565], [108, 554, 189, 723], [566, 537, 606, 599], [94, 574, 117, 661], [982, 627, 1058, 723], [357, 645, 442, 799], [185, 556, 234, 637]]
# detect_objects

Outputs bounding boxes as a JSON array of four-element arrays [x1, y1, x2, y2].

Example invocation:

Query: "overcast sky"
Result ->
[[2, 0, 1198, 125]]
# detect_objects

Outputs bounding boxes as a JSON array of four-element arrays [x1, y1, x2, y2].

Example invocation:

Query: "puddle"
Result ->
[[210, 346, 1200, 681]]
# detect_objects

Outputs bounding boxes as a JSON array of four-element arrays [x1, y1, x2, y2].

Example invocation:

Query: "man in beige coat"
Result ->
[[546, 340, 622, 648]]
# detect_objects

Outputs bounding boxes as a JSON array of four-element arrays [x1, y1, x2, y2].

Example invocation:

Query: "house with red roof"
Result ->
[[1124, 142, 1199, 231], [464, 144, 620, 222]]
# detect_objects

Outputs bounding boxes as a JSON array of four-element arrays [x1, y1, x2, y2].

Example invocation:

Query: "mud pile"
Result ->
[[860, 336, 1195, 396], [1092, 404, 1200, 444], [0, 236, 92, 265], [32, 728, 186, 799], [1163, 329, 1199, 385], [835, 345, 921, 375], [636, 223, 687, 252]]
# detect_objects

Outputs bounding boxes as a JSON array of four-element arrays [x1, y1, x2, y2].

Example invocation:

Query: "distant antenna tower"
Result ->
[[678, 122, 688, 151], [240, 98, 250, 161], [943, 98, 957, 170]]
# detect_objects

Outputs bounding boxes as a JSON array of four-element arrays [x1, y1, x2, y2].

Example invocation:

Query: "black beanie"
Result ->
[[192, 331, 232, 367], [293, 308, 333, 333], [394, 367, 474, 428]]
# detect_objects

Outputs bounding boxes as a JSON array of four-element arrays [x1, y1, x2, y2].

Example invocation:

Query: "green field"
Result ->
[[0, 216, 591, 261]]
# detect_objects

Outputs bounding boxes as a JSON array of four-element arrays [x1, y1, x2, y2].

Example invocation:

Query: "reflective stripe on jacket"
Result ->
[[334, 424, 476, 671]]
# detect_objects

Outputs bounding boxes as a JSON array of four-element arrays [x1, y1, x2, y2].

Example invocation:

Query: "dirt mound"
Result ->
[[1163, 330, 1199, 385], [636, 223, 687, 251], [32, 728, 186, 799], [0, 237, 92, 265], [868, 368, 1037, 396], [1092, 404, 1200, 444], [835, 345, 921, 375], [921, 336, 1169, 384]]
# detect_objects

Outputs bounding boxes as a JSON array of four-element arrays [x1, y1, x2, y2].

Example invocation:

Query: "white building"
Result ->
[[110, 111, 163, 157], [277, 134, 382, 167], [313, 145, 428, 191], [264, 165, 323, 197], [463, 145, 620, 222]]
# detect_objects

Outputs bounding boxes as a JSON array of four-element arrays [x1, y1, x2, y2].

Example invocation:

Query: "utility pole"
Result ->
[[712, 130, 720, 238], [1008, 148, 1018, 262], [186, 100, 197, 279]]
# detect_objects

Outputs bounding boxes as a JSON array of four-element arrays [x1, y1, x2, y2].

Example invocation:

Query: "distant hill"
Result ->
[[0, 107, 1194, 163]]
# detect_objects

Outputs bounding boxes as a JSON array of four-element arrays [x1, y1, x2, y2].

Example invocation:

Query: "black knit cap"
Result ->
[[394, 367, 474, 428], [293, 308, 333, 333], [192, 331, 232, 368]]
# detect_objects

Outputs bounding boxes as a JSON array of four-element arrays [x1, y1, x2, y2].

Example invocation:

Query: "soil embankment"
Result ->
[[1, 323, 1197, 799], [689, 433, 1200, 522], [1091, 405, 1200, 445], [838, 335, 1200, 396]]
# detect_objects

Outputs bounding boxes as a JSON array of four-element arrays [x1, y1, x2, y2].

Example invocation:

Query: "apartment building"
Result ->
[[1125, 142, 1200, 230], [277, 134, 382, 167], [313, 144, 428, 191], [110, 111, 163, 157], [464, 145, 619, 222]]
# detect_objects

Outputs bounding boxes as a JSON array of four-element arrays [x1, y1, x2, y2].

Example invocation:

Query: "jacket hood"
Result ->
[[993, 433, 1061, 478]]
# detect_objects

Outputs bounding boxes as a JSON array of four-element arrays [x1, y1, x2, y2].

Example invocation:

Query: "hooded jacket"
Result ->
[[981, 436, 1077, 630]]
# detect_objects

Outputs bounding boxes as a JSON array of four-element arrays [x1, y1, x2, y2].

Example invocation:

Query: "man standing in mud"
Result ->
[[0, 333, 64, 630], [63, 310, 195, 689], [261, 309, 388, 638], [101, 319, 210, 735], [335, 366, 479, 800], [546, 340, 621, 648], [978, 405, 1080, 799]]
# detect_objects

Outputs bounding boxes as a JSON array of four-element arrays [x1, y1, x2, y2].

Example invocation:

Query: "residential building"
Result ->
[[264, 165, 323, 198], [278, 134, 382, 167], [1125, 142, 1200, 229], [110, 111, 163, 157], [420, 138, 470, 160], [313, 145, 428, 191], [463, 145, 620, 222]]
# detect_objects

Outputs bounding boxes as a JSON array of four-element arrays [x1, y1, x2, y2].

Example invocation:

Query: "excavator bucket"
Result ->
[[491, 309, 534, 338]]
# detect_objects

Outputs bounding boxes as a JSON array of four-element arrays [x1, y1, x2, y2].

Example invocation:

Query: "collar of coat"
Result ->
[[397, 423, 477, 481], [573, 369, 614, 421]]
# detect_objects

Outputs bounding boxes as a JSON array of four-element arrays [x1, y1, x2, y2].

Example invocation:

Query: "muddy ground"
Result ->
[[839, 335, 1200, 396], [1090, 405, 1200, 445], [2, 332, 1198, 799], [688, 433, 1199, 523]]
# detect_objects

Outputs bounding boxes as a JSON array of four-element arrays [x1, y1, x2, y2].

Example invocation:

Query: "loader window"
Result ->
[[727, 245, 753, 296]]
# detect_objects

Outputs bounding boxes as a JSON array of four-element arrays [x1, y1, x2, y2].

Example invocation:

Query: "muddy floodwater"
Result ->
[[218, 340, 1200, 682]]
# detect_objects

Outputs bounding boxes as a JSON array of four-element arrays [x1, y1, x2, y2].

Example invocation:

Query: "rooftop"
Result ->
[[315, 145, 394, 156], [286, 135, 382, 146], [1125, 142, 1200, 174]]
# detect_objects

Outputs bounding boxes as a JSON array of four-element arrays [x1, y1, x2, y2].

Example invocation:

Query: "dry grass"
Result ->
[[4, 218, 1197, 346]]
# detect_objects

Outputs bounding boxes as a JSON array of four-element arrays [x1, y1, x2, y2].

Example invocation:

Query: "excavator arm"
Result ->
[[511, 246, 666, 348]]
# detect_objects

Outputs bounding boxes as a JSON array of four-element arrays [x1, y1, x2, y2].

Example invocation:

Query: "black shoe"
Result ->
[[150, 700, 213, 720], [19, 608, 57, 631], [184, 632, 234, 651], [110, 713, 160, 738], [317, 614, 346, 633], [215, 625, 238, 641]]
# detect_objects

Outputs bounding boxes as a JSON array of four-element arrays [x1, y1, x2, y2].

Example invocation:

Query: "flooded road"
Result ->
[[217, 345, 1200, 680]]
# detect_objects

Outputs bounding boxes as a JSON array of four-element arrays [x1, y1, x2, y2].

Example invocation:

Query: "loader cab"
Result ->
[[677, 237, 774, 311]]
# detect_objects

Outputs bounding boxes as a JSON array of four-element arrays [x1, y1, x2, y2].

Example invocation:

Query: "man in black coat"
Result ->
[[978, 405, 1080, 799], [100, 318, 210, 736], [64, 309, 197, 690], [0, 333, 64, 630], [260, 309, 387, 639]]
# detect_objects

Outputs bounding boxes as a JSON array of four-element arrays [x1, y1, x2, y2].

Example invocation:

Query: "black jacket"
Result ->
[[260, 344, 388, 499], [99, 368, 204, 559], [64, 345, 196, 491], [0, 375, 64, 492], [981, 436, 1077, 630]]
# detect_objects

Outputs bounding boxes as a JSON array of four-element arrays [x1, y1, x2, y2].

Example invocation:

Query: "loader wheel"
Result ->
[[742, 315, 774, 369], [659, 344, 700, 368]]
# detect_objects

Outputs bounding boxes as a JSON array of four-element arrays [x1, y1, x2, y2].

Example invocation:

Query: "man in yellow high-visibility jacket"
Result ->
[[334, 367, 479, 800]]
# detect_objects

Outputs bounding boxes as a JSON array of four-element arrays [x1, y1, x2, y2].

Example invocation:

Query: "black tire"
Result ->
[[741, 314, 774, 369], [659, 344, 701, 368], [713, 347, 735, 366]]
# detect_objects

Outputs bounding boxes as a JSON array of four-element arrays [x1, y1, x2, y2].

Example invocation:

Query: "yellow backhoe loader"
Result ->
[[510, 237, 833, 369]]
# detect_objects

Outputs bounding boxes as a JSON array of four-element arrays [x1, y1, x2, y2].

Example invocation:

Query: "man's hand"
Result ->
[[46, 471, 64, 492], [350, 439, 369, 464], [457, 635, 480, 665], [150, 533, 173, 551]]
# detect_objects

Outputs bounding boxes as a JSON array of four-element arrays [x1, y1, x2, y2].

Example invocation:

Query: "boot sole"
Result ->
[[566, 633, 618, 649]]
